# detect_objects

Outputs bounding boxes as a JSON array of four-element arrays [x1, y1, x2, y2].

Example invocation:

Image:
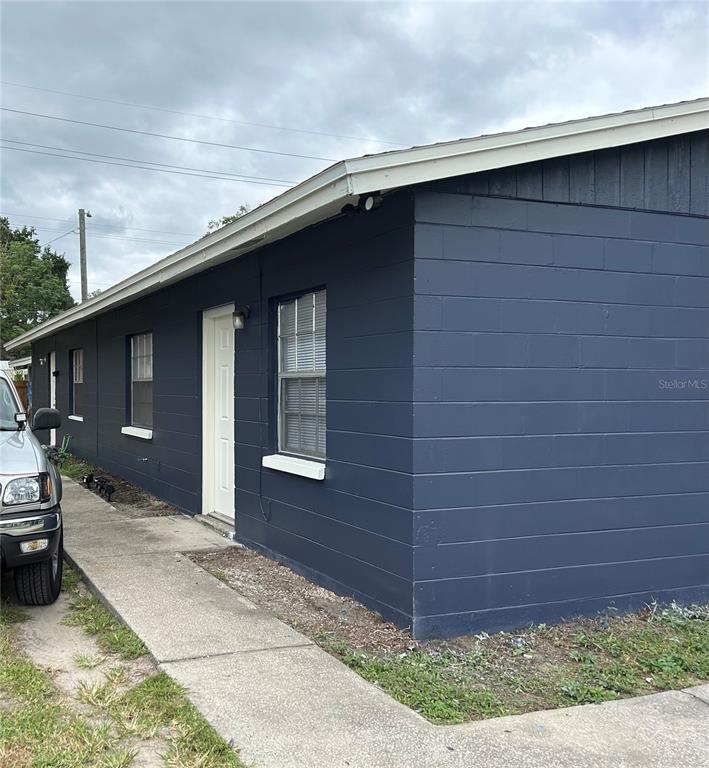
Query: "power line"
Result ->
[[80, 231, 188, 246], [0, 144, 293, 187], [40, 229, 76, 247], [1, 106, 337, 162], [0, 211, 198, 238], [2, 139, 297, 184], [0, 79, 407, 147], [22, 223, 186, 247]]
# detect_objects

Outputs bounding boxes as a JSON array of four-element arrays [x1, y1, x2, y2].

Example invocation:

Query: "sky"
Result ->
[[1, 0, 707, 301]]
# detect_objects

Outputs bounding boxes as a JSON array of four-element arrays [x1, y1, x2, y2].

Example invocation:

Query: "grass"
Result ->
[[63, 589, 148, 660], [211, 569, 231, 584], [1, 567, 246, 767], [322, 602, 709, 724], [110, 673, 244, 767], [0, 614, 128, 768], [324, 640, 507, 723], [56, 454, 97, 479]]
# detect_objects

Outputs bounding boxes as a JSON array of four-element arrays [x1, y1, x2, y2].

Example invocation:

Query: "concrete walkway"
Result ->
[[61, 479, 709, 768]]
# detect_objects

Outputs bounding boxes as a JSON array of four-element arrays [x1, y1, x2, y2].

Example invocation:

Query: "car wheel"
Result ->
[[14, 532, 64, 606]]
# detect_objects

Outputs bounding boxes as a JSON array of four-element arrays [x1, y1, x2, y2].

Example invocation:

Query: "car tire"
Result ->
[[14, 532, 63, 606]]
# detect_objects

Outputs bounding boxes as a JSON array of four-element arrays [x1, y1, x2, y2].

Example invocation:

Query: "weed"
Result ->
[[62, 564, 83, 593], [111, 673, 244, 767], [211, 569, 231, 584], [326, 645, 508, 724], [0, 605, 29, 626], [59, 455, 97, 479], [63, 594, 148, 660], [74, 652, 106, 669], [324, 602, 709, 724]]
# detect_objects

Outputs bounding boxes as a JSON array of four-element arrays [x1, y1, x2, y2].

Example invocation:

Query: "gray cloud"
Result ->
[[1, 1, 706, 299]]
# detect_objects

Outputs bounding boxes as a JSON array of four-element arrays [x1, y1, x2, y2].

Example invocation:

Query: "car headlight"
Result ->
[[3, 476, 41, 505]]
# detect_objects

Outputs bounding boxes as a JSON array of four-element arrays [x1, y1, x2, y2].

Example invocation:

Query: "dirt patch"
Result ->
[[78, 474, 178, 519], [60, 455, 178, 518], [1, 569, 245, 767], [190, 547, 414, 654], [189, 547, 709, 724]]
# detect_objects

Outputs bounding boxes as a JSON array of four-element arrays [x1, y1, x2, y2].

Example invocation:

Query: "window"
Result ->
[[130, 332, 153, 428], [277, 289, 326, 459], [70, 349, 84, 416], [0, 379, 20, 429]]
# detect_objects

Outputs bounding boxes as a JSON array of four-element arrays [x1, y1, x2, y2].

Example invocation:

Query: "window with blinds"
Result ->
[[70, 348, 84, 416], [130, 332, 153, 429], [277, 289, 326, 459]]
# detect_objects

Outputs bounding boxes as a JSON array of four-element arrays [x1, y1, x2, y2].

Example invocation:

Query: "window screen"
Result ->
[[277, 289, 326, 459], [130, 332, 153, 428], [71, 348, 84, 416]]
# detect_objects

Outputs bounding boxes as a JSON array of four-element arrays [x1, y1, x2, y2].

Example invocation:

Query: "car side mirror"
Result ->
[[33, 407, 61, 430]]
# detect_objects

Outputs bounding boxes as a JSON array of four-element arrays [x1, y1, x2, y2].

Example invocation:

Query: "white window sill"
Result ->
[[67, 415, 84, 422], [121, 425, 153, 440], [262, 454, 325, 480]]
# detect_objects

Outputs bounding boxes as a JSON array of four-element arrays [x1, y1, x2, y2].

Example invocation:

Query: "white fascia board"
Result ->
[[346, 99, 709, 194], [7, 98, 708, 350], [6, 163, 353, 350]]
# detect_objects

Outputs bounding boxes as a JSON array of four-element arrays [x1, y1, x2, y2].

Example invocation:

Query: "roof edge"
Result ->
[[7, 160, 352, 350], [7, 97, 708, 350]]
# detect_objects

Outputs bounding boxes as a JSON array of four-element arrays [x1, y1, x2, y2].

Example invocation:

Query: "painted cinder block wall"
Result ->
[[32, 191, 417, 627], [30, 131, 709, 638], [411, 131, 709, 638]]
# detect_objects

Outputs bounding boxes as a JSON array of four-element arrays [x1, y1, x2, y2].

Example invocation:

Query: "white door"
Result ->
[[48, 351, 57, 446], [202, 305, 235, 521]]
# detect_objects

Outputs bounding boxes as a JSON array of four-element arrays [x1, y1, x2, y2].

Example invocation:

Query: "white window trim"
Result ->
[[277, 290, 326, 460], [71, 348, 83, 418], [130, 332, 153, 429], [262, 453, 325, 480], [121, 425, 153, 440]]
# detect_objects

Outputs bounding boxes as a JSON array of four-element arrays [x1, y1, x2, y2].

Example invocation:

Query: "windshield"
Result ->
[[0, 378, 21, 429]]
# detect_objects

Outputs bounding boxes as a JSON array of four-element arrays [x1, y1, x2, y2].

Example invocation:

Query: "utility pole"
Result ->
[[78, 208, 91, 302]]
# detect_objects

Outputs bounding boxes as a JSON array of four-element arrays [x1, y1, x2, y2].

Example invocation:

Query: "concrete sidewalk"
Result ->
[[61, 479, 709, 768]]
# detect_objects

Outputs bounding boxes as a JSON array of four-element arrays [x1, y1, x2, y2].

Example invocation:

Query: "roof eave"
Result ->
[[6, 161, 354, 350], [347, 99, 709, 194], [6, 97, 708, 351]]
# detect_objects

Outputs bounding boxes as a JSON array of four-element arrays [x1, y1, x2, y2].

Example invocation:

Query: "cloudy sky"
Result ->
[[1, 1, 707, 300]]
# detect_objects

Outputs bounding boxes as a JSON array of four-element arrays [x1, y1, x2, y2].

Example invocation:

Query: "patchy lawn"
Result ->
[[192, 547, 709, 725], [0, 566, 246, 767], [58, 454, 178, 518]]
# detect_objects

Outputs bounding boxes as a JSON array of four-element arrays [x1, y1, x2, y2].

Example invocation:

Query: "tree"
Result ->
[[0, 218, 75, 358], [205, 204, 251, 234]]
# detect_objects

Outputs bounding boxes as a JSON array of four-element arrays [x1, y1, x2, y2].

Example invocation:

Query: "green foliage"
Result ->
[[63, 593, 148, 660], [0, 217, 75, 357], [112, 673, 244, 767], [56, 454, 97, 479], [205, 204, 251, 234], [323, 602, 709, 724], [324, 643, 507, 724]]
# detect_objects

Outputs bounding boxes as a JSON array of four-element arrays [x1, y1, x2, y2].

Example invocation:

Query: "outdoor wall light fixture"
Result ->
[[233, 306, 250, 331], [341, 193, 384, 216], [360, 193, 383, 212]]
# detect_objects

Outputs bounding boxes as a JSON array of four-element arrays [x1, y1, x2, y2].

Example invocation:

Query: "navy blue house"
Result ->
[[10, 100, 709, 638]]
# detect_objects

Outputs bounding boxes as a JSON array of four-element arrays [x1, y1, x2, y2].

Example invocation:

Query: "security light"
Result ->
[[360, 193, 383, 212]]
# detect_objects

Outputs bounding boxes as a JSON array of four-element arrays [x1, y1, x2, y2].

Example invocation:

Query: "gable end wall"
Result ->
[[412, 132, 709, 637]]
